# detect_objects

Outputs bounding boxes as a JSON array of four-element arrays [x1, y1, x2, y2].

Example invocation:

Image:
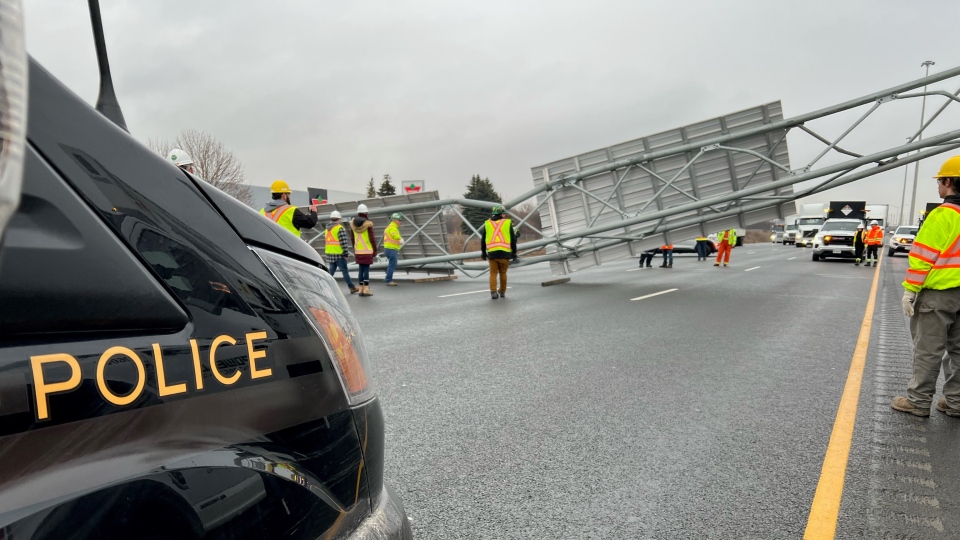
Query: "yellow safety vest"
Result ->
[[260, 205, 299, 236], [325, 224, 343, 254], [729, 229, 737, 246], [904, 202, 960, 292], [485, 218, 512, 252], [355, 228, 374, 255], [384, 222, 402, 250]]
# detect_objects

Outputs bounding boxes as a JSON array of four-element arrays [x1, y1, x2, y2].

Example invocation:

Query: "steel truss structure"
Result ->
[[316, 65, 960, 278]]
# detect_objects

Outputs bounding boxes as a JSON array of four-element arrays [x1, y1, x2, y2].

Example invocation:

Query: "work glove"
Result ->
[[902, 290, 917, 317], [481, 255, 488, 261]]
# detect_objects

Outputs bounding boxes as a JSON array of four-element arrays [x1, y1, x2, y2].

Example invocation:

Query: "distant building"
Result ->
[[247, 185, 366, 210]]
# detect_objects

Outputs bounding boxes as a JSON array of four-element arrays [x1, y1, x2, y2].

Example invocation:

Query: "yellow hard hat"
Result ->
[[270, 179, 292, 194], [933, 156, 960, 178]]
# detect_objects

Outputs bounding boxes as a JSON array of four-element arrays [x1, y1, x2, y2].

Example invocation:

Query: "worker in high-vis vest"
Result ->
[[480, 204, 517, 300], [324, 210, 358, 294], [714, 228, 735, 267], [853, 222, 867, 266], [659, 244, 674, 268], [694, 235, 710, 262], [892, 155, 960, 418], [259, 179, 318, 237], [383, 213, 404, 287], [865, 219, 884, 267], [350, 204, 378, 297]]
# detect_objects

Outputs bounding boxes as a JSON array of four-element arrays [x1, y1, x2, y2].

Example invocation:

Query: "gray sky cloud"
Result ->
[[24, 0, 960, 223]]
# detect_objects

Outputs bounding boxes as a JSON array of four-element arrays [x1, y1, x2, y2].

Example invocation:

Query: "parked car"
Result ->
[[812, 219, 861, 261], [646, 240, 717, 256], [0, 9, 411, 540], [888, 225, 918, 257]]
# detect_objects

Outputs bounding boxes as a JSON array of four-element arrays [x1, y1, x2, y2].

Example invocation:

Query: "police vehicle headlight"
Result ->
[[254, 247, 377, 405], [0, 0, 27, 244]]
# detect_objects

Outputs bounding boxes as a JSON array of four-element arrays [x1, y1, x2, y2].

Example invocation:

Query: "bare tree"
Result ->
[[149, 129, 253, 205], [443, 208, 463, 233], [508, 202, 542, 238]]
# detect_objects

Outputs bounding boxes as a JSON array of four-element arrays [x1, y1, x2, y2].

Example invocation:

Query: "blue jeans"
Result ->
[[358, 264, 370, 284], [328, 258, 354, 288], [384, 249, 399, 282], [662, 250, 673, 265], [695, 240, 708, 260]]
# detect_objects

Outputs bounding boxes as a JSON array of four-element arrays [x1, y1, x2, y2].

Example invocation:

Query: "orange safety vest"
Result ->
[[354, 228, 374, 255], [866, 226, 883, 245], [661, 244, 674, 250]]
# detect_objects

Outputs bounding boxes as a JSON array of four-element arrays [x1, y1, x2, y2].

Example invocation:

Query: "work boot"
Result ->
[[660, 264, 667, 268], [936, 397, 960, 417], [667, 263, 673, 268], [365, 283, 373, 296], [491, 291, 499, 300], [891, 396, 930, 417], [499, 290, 506, 298], [713, 262, 720, 267], [358, 285, 369, 297], [855, 259, 860, 266], [873, 261, 878, 267], [723, 263, 729, 267], [349, 286, 359, 294], [646, 264, 652, 268], [386, 281, 398, 286]]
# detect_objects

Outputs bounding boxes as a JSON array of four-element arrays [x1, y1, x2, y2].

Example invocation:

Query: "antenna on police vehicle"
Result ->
[[88, 0, 128, 132]]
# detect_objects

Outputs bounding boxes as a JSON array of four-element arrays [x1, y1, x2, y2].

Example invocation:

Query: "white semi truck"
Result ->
[[795, 203, 827, 247], [865, 204, 890, 229]]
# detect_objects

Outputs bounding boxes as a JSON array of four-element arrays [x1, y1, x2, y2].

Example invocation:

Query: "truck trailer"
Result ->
[[865, 204, 889, 229]]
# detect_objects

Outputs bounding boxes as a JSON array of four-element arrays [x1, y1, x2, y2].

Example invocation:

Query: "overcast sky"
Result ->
[[24, 0, 960, 224]]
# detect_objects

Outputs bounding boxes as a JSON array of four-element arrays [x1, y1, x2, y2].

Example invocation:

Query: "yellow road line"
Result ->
[[804, 257, 883, 539]]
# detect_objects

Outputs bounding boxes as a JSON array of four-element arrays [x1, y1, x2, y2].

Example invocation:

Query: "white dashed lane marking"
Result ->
[[438, 288, 511, 298], [630, 288, 678, 302]]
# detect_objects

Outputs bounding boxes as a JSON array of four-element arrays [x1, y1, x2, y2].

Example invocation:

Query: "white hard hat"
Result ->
[[357, 204, 369, 213], [330, 210, 342, 219], [167, 149, 193, 167], [870, 220, 879, 225]]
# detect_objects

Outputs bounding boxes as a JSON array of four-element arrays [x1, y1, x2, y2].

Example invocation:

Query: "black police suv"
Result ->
[[0, 5, 412, 539]]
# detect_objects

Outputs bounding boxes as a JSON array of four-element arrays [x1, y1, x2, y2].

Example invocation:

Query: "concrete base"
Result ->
[[541, 277, 571, 287], [332, 272, 456, 284]]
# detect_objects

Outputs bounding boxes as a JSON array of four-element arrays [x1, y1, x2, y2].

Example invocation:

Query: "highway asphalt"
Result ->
[[347, 243, 955, 539]]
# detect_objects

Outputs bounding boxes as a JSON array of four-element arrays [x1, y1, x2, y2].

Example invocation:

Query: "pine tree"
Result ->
[[461, 175, 502, 235], [366, 177, 377, 198], [378, 174, 397, 197]]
